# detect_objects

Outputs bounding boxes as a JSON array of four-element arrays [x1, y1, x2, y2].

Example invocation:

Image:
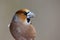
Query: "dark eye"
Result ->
[[24, 12, 27, 16], [24, 12, 30, 16], [27, 12, 29, 13]]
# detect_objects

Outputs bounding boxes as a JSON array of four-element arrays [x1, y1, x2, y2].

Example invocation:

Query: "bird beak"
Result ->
[[27, 12, 35, 18], [31, 12, 35, 18]]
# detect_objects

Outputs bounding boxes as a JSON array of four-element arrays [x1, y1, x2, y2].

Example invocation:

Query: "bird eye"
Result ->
[[24, 12, 27, 16], [27, 12, 30, 13], [24, 12, 30, 16]]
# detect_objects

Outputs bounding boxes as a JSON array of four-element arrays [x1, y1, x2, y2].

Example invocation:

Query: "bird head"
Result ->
[[15, 8, 35, 24]]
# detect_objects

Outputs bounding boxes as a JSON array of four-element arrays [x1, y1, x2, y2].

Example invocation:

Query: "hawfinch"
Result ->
[[9, 9, 36, 40]]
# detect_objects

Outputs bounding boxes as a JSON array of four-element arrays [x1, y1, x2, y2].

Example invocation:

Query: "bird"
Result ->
[[9, 8, 36, 40]]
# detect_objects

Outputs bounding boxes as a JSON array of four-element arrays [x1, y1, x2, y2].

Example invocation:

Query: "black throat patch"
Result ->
[[27, 18, 30, 23]]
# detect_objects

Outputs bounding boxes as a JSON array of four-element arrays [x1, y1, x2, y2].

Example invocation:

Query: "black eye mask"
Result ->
[[24, 12, 30, 16], [24, 12, 31, 23], [24, 12, 27, 16]]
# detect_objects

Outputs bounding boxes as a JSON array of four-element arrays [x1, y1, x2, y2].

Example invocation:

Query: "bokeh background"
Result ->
[[0, 0, 60, 40]]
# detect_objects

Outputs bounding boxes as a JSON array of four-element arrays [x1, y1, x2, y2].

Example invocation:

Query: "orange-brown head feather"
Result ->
[[15, 8, 30, 22]]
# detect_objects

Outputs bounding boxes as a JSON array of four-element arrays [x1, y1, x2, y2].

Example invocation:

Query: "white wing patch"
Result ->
[[8, 24, 10, 27]]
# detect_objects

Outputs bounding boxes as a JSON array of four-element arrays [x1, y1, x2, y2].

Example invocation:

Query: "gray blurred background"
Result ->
[[0, 0, 60, 40]]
